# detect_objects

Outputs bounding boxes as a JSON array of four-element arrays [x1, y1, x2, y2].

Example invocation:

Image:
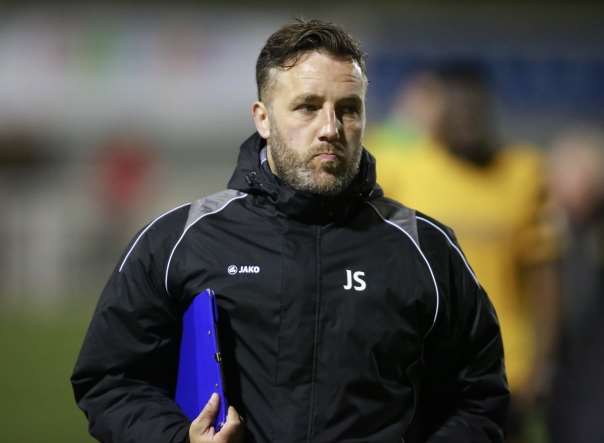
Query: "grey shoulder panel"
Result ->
[[370, 197, 419, 245], [165, 189, 247, 295], [184, 189, 247, 231]]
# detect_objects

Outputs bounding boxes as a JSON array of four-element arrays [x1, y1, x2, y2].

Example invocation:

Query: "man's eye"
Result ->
[[296, 104, 319, 113], [340, 106, 359, 115]]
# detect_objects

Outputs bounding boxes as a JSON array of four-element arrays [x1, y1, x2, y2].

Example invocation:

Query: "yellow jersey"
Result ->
[[375, 142, 558, 391]]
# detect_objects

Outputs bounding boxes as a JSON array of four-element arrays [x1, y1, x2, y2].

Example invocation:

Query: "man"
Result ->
[[72, 20, 509, 443], [376, 63, 559, 442], [547, 128, 604, 443]]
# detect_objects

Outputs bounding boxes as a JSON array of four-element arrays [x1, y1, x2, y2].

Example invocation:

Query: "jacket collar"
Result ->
[[227, 132, 382, 224]]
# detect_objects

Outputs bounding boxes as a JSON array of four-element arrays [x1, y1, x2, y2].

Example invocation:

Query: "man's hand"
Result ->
[[189, 393, 244, 443]]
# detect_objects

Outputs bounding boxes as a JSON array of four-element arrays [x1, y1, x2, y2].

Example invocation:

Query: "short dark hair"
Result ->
[[256, 19, 367, 100]]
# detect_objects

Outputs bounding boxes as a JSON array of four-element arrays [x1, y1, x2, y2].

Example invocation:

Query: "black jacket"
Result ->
[[72, 133, 509, 443]]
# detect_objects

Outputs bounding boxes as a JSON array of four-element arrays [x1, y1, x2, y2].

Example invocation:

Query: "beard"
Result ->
[[268, 120, 363, 196]]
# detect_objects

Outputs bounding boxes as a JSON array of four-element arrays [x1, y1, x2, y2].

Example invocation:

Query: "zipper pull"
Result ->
[[245, 171, 258, 187]]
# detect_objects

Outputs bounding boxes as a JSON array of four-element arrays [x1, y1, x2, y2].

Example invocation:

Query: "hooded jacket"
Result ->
[[72, 133, 509, 443]]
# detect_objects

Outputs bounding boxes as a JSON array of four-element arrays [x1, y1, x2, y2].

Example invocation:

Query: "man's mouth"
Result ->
[[316, 153, 338, 161], [312, 146, 344, 160]]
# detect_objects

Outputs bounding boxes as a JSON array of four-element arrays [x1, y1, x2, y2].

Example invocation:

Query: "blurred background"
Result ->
[[1, 1, 603, 442]]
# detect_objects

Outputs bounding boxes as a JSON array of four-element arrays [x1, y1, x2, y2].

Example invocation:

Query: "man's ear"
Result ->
[[252, 101, 270, 139]]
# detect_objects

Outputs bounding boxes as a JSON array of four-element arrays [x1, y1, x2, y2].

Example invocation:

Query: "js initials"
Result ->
[[343, 269, 366, 291]]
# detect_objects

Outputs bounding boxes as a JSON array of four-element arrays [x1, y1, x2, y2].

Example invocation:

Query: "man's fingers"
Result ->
[[191, 399, 244, 442], [226, 406, 241, 425], [193, 393, 220, 431], [215, 406, 243, 441]]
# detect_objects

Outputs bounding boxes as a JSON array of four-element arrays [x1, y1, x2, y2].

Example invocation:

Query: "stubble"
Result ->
[[268, 119, 362, 196]]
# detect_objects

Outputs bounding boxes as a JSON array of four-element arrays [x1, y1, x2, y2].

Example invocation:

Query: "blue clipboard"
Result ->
[[175, 289, 228, 430]]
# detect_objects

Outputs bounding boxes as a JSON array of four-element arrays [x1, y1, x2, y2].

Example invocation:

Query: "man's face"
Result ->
[[254, 51, 367, 195], [435, 84, 493, 152]]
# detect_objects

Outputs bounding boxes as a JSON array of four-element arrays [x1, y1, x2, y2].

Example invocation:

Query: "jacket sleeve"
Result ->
[[71, 207, 191, 443], [410, 224, 510, 443]]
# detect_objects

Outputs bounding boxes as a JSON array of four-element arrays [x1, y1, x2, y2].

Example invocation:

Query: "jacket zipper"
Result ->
[[306, 225, 322, 442]]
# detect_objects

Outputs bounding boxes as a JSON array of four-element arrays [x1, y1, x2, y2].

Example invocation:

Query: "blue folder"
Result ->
[[175, 289, 228, 430]]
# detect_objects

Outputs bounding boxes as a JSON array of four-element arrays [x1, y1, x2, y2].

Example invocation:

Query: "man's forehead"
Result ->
[[266, 51, 366, 100], [290, 51, 363, 78]]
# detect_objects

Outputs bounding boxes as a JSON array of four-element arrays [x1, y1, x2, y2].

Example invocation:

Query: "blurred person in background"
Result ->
[[93, 130, 157, 265], [376, 61, 560, 443], [365, 68, 445, 156], [72, 20, 509, 443], [547, 127, 604, 443]]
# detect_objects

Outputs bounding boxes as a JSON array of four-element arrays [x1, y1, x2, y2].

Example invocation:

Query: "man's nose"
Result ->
[[318, 108, 341, 142]]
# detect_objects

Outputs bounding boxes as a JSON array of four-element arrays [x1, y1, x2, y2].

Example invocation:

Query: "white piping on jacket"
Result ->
[[118, 203, 191, 273], [416, 216, 481, 287], [367, 202, 440, 335]]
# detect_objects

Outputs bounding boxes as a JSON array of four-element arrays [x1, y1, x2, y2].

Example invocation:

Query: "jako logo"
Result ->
[[227, 265, 260, 275]]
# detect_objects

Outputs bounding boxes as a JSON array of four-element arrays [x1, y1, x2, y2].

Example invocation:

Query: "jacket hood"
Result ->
[[227, 132, 382, 224]]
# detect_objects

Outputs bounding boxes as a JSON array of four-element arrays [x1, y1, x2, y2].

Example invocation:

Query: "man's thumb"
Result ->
[[193, 393, 219, 430]]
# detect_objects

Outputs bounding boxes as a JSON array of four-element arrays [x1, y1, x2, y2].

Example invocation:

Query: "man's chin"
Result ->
[[308, 160, 337, 176], [309, 172, 348, 196], [313, 159, 344, 174]]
